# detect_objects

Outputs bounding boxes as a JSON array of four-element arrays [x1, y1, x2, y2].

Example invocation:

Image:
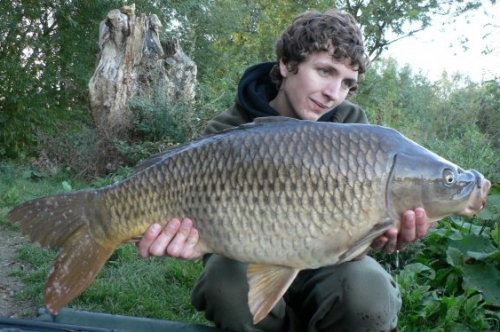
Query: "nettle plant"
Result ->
[[396, 183, 500, 331]]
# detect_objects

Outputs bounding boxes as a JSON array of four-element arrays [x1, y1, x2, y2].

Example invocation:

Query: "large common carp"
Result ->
[[7, 117, 490, 323]]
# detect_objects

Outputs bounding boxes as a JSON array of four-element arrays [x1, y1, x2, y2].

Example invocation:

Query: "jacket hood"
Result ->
[[237, 62, 280, 119]]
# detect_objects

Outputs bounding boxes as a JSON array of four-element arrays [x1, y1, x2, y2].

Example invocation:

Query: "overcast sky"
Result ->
[[385, 2, 498, 82]]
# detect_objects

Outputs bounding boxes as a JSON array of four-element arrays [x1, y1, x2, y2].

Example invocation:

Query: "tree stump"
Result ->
[[88, 3, 197, 174]]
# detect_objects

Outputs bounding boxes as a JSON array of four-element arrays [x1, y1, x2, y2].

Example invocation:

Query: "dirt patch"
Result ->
[[0, 228, 38, 318]]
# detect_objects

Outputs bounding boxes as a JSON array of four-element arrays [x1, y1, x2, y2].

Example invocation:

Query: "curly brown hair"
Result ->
[[270, 10, 369, 90]]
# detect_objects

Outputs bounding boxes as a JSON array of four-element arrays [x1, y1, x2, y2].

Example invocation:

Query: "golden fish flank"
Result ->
[[7, 117, 491, 324]]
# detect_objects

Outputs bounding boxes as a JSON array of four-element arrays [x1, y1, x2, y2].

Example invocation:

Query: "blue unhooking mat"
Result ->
[[0, 307, 228, 332]]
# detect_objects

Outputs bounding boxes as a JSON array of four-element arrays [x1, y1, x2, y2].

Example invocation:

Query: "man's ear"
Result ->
[[279, 59, 289, 78]]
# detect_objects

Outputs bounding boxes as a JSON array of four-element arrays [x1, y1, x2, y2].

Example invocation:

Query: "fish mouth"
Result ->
[[464, 172, 491, 215]]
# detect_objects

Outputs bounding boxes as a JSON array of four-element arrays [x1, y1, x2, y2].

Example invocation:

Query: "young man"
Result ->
[[138, 10, 432, 332]]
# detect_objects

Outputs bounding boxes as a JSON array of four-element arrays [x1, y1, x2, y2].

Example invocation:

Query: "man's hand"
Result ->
[[371, 207, 435, 254], [137, 218, 204, 260]]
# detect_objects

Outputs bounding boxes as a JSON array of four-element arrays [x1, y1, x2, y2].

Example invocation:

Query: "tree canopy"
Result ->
[[0, 0, 497, 169]]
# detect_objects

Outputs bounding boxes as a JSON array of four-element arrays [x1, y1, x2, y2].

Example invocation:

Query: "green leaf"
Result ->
[[441, 295, 460, 323], [450, 219, 488, 236], [491, 225, 500, 247], [62, 181, 73, 191], [488, 184, 500, 195], [462, 263, 500, 306], [466, 250, 500, 263], [400, 262, 436, 282], [464, 293, 483, 316], [477, 192, 500, 220], [451, 233, 497, 255], [446, 247, 463, 267]]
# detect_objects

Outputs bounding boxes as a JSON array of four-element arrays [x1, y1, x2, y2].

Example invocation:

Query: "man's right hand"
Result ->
[[138, 218, 204, 260]]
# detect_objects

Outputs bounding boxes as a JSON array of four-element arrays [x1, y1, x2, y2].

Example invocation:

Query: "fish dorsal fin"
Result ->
[[133, 143, 194, 173], [247, 264, 299, 324], [338, 219, 395, 263], [134, 117, 300, 173], [133, 153, 167, 173], [251, 116, 300, 125]]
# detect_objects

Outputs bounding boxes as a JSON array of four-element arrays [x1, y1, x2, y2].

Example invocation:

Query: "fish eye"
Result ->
[[443, 169, 456, 186]]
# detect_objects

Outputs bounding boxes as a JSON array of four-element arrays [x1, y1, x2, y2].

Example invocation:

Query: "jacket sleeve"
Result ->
[[331, 101, 369, 124]]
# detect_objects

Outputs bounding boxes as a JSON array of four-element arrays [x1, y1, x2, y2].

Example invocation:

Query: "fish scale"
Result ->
[[7, 117, 490, 324]]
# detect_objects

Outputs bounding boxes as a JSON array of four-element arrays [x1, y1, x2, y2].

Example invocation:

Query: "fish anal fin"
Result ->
[[339, 219, 395, 263], [44, 227, 116, 314], [247, 264, 299, 324]]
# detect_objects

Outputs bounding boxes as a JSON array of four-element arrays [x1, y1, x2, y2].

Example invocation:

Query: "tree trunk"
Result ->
[[88, 4, 197, 174]]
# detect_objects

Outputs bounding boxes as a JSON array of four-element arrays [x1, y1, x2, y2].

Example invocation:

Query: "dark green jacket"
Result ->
[[205, 62, 368, 135]]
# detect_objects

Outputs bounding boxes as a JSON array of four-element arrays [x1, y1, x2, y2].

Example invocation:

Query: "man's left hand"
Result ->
[[371, 207, 435, 254]]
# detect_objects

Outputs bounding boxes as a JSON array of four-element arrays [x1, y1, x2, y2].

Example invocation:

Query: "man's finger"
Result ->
[[371, 236, 388, 250], [398, 211, 416, 244], [181, 227, 204, 260], [414, 207, 428, 238], [166, 218, 193, 257], [138, 223, 162, 258], [149, 218, 182, 257], [383, 228, 398, 254]]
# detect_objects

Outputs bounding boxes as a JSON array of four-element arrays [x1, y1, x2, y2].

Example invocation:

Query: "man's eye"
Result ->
[[342, 81, 357, 90], [319, 68, 330, 76]]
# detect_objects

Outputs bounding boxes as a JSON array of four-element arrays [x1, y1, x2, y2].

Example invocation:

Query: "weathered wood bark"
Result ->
[[88, 4, 197, 173]]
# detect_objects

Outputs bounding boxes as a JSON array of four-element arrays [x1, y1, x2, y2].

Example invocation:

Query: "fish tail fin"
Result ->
[[7, 190, 116, 313], [6, 190, 98, 247], [44, 228, 115, 313]]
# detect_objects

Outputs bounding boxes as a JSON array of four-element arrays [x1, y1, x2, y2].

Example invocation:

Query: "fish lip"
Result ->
[[479, 178, 492, 210], [464, 201, 486, 216], [464, 175, 491, 215]]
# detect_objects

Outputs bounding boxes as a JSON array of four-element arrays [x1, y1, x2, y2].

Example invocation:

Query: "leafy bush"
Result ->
[[423, 131, 500, 181], [119, 81, 225, 166], [36, 122, 100, 180], [393, 185, 500, 331], [129, 97, 193, 144]]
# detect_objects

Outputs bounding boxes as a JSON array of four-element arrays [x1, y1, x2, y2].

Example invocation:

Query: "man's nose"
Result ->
[[323, 79, 341, 100]]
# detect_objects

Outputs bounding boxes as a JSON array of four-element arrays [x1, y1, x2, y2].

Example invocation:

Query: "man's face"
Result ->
[[272, 51, 359, 121]]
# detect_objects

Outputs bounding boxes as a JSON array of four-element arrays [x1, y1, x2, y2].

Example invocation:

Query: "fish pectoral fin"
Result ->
[[339, 219, 395, 263], [247, 264, 299, 324], [44, 227, 116, 314]]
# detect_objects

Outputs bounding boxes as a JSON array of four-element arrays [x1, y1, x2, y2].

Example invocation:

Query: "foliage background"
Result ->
[[1, 0, 500, 330]]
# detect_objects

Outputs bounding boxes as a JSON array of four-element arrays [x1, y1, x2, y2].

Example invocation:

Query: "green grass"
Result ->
[[10, 244, 207, 324], [72, 245, 205, 322]]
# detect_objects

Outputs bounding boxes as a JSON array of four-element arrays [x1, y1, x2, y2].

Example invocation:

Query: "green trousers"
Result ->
[[191, 255, 401, 332]]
